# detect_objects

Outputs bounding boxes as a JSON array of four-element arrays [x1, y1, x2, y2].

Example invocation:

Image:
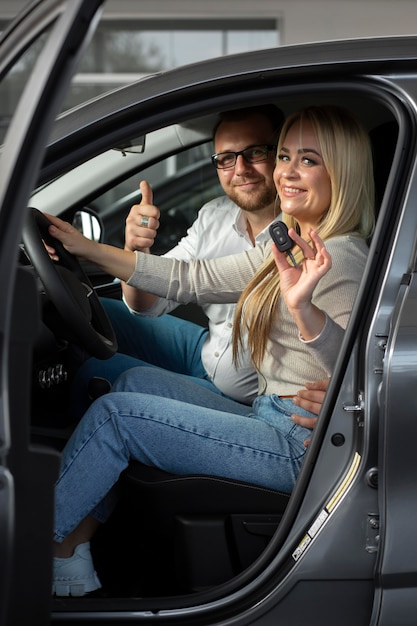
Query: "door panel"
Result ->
[[0, 1, 104, 623]]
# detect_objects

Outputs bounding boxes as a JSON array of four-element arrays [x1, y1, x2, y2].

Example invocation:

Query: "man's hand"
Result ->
[[291, 379, 329, 446], [125, 180, 160, 252]]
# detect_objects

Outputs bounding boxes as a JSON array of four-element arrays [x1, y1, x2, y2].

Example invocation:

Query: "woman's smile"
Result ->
[[274, 119, 331, 229]]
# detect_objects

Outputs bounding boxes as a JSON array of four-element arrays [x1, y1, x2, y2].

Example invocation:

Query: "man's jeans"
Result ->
[[70, 297, 219, 418]]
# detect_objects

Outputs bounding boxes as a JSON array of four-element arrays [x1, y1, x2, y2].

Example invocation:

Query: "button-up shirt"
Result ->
[[127, 195, 272, 404]]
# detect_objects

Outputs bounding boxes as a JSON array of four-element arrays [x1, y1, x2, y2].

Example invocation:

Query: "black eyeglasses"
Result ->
[[211, 144, 276, 170]]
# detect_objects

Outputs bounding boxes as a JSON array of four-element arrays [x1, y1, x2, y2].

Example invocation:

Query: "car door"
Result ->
[[368, 138, 417, 623], [0, 2, 104, 624]]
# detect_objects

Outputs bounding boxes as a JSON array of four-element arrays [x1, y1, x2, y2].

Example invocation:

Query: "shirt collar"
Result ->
[[233, 208, 274, 244]]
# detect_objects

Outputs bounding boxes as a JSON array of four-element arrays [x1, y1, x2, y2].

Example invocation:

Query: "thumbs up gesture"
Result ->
[[125, 180, 160, 252]]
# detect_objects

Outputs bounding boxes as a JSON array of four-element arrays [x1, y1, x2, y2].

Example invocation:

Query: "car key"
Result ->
[[269, 220, 299, 268]]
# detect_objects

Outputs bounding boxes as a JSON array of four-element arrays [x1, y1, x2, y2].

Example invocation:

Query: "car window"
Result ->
[[0, 31, 49, 144], [86, 143, 223, 254]]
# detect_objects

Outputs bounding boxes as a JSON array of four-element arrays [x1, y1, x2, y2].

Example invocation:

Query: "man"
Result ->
[[71, 105, 284, 416]]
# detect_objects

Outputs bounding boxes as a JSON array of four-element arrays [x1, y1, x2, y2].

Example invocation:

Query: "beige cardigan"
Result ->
[[127, 235, 368, 397]]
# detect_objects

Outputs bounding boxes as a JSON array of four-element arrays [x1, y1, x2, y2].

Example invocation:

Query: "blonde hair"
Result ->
[[232, 105, 375, 370]]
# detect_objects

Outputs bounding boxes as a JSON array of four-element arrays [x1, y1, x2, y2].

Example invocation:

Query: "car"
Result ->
[[31, 135, 222, 327], [1, 1, 417, 624]]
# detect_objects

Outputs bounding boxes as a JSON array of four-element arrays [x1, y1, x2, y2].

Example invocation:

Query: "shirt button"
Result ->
[[227, 322, 233, 328], [214, 351, 220, 357]]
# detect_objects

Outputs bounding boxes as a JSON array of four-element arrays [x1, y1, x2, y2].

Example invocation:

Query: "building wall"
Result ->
[[1, 0, 417, 45]]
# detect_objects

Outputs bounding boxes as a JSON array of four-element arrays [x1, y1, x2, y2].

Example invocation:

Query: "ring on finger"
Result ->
[[140, 216, 150, 227]]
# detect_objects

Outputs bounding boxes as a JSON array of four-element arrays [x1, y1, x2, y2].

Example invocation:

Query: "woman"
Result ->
[[48, 105, 375, 596]]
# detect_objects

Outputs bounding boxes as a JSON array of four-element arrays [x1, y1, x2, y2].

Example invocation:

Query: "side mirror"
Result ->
[[72, 208, 103, 242]]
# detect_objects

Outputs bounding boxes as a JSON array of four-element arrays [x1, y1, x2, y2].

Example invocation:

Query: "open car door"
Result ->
[[0, 2, 104, 624]]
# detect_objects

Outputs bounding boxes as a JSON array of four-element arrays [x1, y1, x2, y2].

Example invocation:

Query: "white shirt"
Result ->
[[127, 195, 272, 404]]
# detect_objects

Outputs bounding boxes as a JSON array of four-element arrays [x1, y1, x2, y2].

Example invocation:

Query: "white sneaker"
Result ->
[[53, 542, 102, 597]]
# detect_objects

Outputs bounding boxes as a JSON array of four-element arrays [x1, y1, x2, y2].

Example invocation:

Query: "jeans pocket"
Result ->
[[253, 394, 313, 445]]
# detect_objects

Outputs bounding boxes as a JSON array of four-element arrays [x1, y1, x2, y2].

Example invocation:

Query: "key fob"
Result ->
[[269, 220, 299, 268], [269, 220, 294, 253]]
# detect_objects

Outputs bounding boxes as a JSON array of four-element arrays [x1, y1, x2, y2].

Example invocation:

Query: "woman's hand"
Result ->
[[271, 228, 332, 341], [46, 213, 98, 259], [44, 241, 59, 262], [45, 213, 136, 282]]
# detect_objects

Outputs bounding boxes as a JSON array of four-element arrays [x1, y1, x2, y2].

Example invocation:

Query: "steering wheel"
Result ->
[[22, 207, 117, 359]]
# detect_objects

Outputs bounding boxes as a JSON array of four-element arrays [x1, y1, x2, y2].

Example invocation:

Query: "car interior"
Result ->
[[20, 84, 400, 604]]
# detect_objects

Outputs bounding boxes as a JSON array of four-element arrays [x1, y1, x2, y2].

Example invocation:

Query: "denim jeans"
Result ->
[[69, 297, 218, 418], [54, 367, 316, 542]]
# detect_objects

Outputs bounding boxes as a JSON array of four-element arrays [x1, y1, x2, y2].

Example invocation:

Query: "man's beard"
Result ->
[[228, 184, 276, 213]]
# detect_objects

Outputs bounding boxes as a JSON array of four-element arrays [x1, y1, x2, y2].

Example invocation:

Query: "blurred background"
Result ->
[[1, 0, 416, 111]]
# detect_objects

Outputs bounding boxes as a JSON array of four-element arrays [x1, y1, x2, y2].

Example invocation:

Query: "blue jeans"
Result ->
[[54, 367, 316, 542], [70, 297, 221, 418]]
